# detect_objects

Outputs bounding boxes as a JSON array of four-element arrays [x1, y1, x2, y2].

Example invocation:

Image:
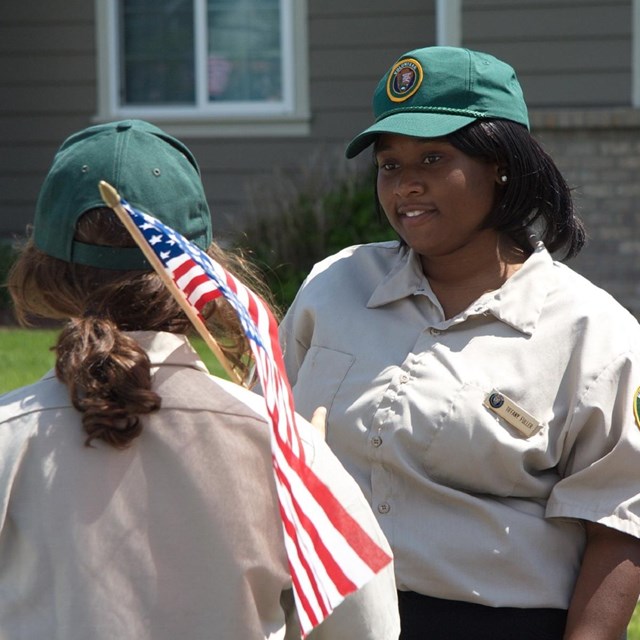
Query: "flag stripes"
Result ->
[[119, 199, 392, 636]]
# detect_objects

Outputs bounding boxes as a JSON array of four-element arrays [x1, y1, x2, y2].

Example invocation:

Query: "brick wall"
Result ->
[[530, 108, 640, 318]]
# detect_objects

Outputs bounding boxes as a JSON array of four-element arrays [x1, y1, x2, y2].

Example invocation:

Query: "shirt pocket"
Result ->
[[291, 345, 355, 424], [421, 381, 547, 497]]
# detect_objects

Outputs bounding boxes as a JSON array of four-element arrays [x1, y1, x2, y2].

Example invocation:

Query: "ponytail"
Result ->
[[55, 317, 161, 448]]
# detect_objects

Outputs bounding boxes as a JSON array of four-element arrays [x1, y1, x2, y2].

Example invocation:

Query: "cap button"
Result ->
[[116, 121, 133, 131]]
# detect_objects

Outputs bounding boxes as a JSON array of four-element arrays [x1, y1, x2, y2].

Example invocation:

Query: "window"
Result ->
[[95, 0, 310, 136]]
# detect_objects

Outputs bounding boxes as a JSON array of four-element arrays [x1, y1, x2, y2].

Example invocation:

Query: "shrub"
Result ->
[[234, 150, 396, 312]]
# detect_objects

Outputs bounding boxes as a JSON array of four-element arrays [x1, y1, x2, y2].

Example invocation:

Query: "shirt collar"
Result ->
[[38, 332, 208, 385], [127, 331, 210, 372], [478, 244, 552, 336], [367, 246, 428, 308], [367, 243, 554, 336]]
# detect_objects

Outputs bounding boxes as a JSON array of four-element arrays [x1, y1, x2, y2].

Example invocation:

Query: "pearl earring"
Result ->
[[500, 175, 508, 183]]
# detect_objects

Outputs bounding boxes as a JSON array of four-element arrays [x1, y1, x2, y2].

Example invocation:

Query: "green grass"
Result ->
[[0, 328, 229, 395], [630, 608, 640, 640], [0, 328, 58, 394]]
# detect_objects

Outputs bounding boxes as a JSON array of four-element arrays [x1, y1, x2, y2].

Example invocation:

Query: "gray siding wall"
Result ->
[[0, 0, 96, 238], [532, 111, 640, 315], [1, 0, 640, 315], [464, 0, 631, 107]]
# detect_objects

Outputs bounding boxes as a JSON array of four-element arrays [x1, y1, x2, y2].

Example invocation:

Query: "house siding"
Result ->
[[1, 0, 640, 315], [0, 0, 95, 237], [531, 110, 640, 314], [464, 0, 632, 107]]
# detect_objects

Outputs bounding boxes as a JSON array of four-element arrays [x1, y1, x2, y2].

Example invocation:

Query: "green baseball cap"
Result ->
[[34, 119, 212, 270], [345, 46, 529, 158]]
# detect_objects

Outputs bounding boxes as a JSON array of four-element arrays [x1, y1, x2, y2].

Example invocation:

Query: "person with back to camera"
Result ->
[[279, 46, 640, 639], [0, 119, 400, 640]]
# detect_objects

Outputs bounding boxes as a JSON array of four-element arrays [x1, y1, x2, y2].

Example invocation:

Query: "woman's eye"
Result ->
[[378, 162, 398, 171], [423, 154, 441, 165]]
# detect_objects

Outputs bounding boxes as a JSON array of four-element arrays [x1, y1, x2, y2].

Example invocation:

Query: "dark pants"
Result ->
[[398, 591, 568, 640]]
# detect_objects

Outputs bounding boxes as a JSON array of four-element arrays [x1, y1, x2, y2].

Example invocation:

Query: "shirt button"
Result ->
[[399, 373, 409, 384], [378, 502, 391, 514], [371, 435, 383, 447], [429, 328, 441, 336]]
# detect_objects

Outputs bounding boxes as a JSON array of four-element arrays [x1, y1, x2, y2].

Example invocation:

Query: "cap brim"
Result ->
[[345, 112, 478, 158]]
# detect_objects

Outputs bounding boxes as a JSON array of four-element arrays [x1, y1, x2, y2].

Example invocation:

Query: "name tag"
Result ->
[[483, 389, 543, 438]]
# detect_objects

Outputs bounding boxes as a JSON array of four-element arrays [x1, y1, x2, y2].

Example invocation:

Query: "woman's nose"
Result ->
[[394, 168, 425, 196]]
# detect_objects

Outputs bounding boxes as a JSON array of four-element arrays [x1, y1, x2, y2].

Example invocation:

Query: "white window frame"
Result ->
[[436, 0, 461, 46], [94, 0, 310, 137]]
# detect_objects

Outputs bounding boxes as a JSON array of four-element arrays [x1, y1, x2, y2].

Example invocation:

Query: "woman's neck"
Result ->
[[420, 235, 529, 320]]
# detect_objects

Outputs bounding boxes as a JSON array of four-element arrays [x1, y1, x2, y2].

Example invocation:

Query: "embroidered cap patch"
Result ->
[[634, 386, 640, 429], [386, 58, 423, 103]]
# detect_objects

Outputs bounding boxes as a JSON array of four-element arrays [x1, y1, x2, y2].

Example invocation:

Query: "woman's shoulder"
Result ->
[[308, 240, 402, 279], [210, 377, 271, 419], [546, 261, 640, 362], [551, 261, 638, 326], [0, 373, 70, 425], [296, 240, 406, 302], [152, 365, 272, 428]]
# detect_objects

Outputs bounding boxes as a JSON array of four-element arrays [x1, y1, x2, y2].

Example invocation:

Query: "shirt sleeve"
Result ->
[[546, 349, 640, 539]]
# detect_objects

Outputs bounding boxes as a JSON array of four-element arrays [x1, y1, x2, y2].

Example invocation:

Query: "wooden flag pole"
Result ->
[[98, 180, 243, 386]]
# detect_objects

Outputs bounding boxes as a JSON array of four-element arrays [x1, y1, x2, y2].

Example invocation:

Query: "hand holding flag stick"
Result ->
[[98, 180, 392, 637]]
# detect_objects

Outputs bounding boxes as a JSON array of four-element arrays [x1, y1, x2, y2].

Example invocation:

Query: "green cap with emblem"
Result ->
[[345, 46, 529, 158], [34, 119, 212, 270]]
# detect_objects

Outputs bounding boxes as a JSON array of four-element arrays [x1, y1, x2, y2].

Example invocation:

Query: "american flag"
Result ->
[[117, 198, 392, 636]]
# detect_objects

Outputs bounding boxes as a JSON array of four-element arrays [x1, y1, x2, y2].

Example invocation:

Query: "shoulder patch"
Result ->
[[634, 386, 640, 429]]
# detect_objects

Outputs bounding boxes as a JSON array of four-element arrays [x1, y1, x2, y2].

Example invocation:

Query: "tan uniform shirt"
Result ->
[[280, 241, 640, 609], [0, 332, 399, 640]]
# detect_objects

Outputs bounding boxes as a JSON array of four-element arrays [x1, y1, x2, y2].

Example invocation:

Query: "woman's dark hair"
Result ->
[[8, 208, 274, 449], [446, 119, 586, 259]]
